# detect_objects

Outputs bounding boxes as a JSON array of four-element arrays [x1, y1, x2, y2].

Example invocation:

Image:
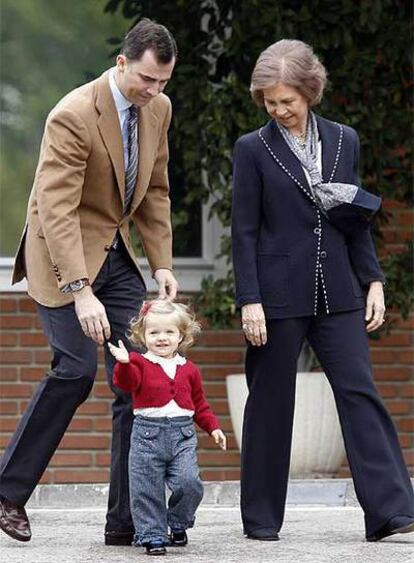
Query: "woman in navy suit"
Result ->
[[232, 39, 413, 543]]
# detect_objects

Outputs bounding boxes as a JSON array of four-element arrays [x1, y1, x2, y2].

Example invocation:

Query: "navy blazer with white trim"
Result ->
[[231, 115, 384, 319]]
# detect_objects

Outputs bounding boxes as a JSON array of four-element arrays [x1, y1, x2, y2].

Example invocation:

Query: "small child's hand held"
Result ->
[[108, 340, 130, 363], [211, 429, 226, 450]]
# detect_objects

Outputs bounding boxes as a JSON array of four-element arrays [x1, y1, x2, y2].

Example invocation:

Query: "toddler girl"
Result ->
[[108, 299, 226, 556]]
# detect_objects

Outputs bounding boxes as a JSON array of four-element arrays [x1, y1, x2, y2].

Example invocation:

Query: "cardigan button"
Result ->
[[320, 251, 328, 259], [313, 228, 321, 235]]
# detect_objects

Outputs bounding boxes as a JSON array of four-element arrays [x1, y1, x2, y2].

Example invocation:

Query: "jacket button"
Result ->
[[104, 244, 111, 251], [313, 228, 321, 235], [320, 251, 328, 259]]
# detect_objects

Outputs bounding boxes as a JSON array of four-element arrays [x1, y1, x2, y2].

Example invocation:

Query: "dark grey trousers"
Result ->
[[0, 241, 146, 533], [129, 415, 204, 545]]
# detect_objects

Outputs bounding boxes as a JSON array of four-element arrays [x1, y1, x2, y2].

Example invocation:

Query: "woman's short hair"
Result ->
[[250, 39, 327, 106], [129, 299, 201, 354]]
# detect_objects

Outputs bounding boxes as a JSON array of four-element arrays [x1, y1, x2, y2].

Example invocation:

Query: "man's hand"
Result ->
[[153, 268, 179, 299], [73, 287, 111, 344], [241, 303, 267, 346], [365, 281, 386, 332]]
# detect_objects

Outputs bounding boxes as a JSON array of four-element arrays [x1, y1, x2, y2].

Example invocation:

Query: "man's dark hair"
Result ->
[[121, 18, 177, 64]]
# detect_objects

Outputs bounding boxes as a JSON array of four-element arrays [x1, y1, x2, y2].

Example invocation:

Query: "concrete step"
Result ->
[[27, 478, 361, 509]]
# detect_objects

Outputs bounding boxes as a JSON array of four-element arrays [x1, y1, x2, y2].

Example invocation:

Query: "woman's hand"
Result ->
[[241, 303, 267, 346], [211, 429, 227, 450], [365, 281, 386, 332], [107, 340, 130, 363]]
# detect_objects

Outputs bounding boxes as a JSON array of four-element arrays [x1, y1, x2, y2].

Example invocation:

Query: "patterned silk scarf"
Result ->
[[277, 112, 358, 215]]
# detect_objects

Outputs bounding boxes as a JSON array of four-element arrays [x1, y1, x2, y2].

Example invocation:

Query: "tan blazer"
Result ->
[[12, 70, 173, 307]]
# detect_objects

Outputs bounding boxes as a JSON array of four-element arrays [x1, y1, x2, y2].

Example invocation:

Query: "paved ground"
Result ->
[[1, 506, 413, 563]]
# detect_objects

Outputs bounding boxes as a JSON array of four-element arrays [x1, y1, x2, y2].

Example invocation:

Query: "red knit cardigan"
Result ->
[[113, 352, 220, 435]]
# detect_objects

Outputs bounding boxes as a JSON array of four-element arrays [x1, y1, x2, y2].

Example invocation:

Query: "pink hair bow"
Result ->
[[139, 302, 152, 317]]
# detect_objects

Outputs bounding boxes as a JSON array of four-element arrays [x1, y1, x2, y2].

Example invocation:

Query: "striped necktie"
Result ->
[[124, 105, 138, 213]]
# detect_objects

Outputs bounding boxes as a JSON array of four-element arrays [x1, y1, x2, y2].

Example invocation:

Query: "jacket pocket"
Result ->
[[343, 247, 364, 297], [350, 269, 364, 297], [257, 253, 289, 307]]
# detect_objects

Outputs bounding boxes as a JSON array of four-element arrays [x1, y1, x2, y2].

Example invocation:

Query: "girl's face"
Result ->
[[144, 313, 181, 358]]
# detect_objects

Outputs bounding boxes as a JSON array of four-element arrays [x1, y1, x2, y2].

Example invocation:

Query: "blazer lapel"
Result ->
[[316, 114, 341, 182], [95, 71, 125, 203], [261, 119, 313, 197]]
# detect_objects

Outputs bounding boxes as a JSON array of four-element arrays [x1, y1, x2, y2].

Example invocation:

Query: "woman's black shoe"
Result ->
[[168, 530, 188, 546], [246, 532, 279, 541], [366, 516, 414, 542]]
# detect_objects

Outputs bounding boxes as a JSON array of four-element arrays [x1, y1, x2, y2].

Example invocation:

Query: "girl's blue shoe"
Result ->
[[168, 529, 188, 546], [144, 540, 167, 556]]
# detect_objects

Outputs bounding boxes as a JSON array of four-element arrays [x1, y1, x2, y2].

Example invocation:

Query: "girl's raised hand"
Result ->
[[107, 340, 130, 363], [211, 429, 227, 451]]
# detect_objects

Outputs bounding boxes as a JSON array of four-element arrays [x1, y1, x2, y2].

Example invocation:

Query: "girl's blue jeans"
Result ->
[[129, 414, 204, 546]]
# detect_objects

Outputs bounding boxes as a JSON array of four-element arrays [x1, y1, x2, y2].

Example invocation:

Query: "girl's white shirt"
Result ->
[[133, 351, 195, 418]]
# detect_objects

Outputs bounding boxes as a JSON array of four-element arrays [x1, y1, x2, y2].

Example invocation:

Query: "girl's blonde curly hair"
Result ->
[[128, 299, 201, 354]]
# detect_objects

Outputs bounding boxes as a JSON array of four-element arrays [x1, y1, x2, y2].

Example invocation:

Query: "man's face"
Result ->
[[115, 49, 175, 107]]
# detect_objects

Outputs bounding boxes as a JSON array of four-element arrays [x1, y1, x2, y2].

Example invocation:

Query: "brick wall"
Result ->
[[1, 295, 412, 483], [0, 300, 245, 483], [336, 199, 414, 475], [0, 200, 412, 482]]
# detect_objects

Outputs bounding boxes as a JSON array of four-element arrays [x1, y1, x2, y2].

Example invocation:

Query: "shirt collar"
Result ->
[[143, 350, 187, 368], [109, 67, 132, 113]]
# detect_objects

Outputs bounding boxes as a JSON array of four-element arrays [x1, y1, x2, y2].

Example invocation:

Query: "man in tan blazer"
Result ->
[[0, 19, 178, 546]]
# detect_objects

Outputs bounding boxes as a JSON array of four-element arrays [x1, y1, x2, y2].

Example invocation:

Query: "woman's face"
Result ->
[[263, 83, 309, 135]]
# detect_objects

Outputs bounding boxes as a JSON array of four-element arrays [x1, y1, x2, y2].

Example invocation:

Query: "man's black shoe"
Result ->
[[366, 515, 414, 542], [168, 529, 188, 546], [104, 530, 134, 546]]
